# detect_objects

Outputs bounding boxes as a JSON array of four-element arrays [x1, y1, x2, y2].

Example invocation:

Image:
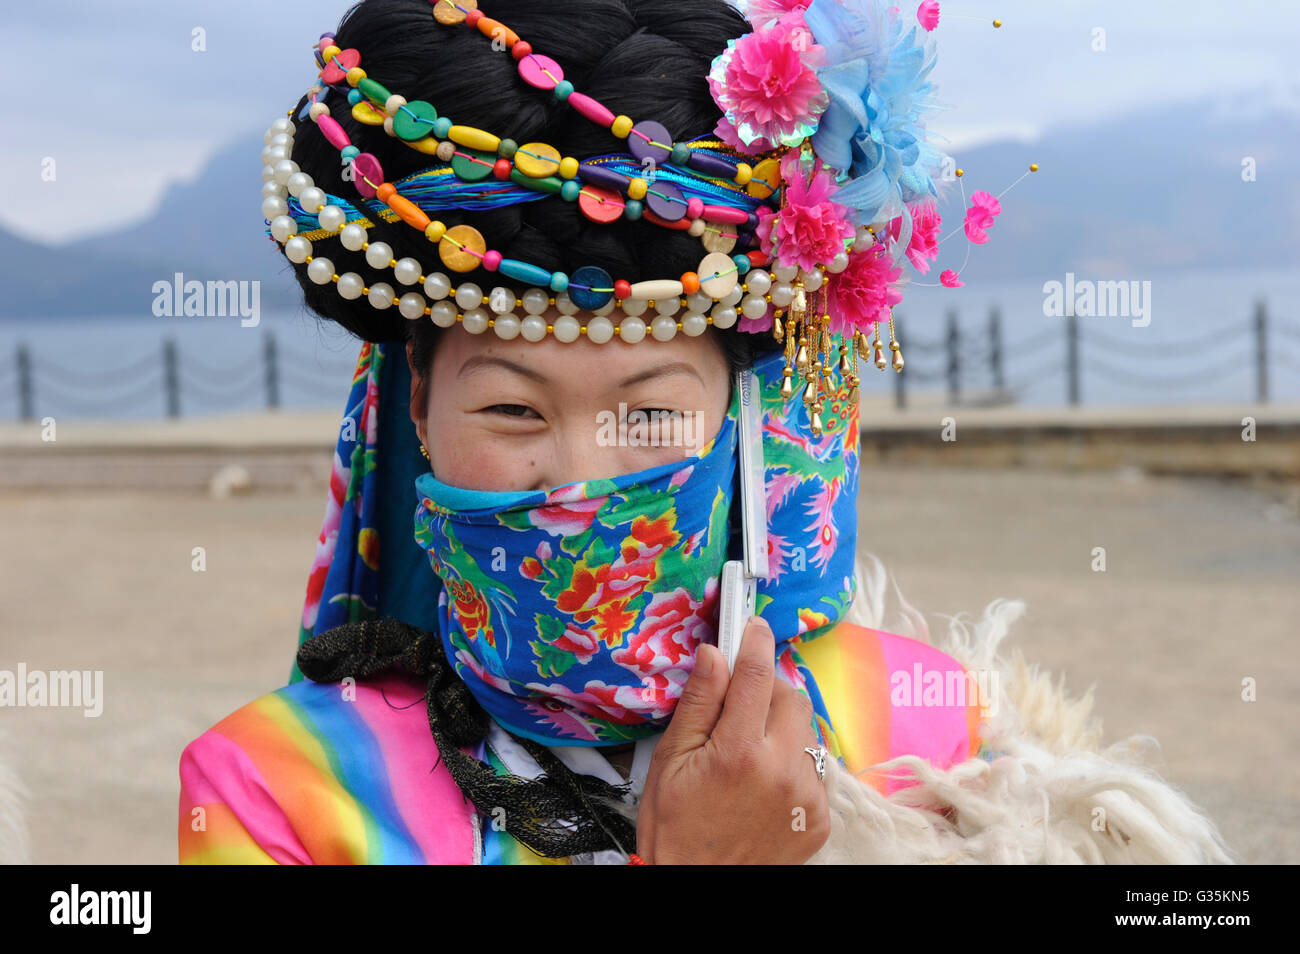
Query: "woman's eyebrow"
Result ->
[[458, 355, 550, 385], [617, 362, 704, 388]]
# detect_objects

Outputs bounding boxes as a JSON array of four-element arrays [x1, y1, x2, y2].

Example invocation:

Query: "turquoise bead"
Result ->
[[732, 254, 751, 275], [550, 272, 569, 292], [432, 116, 452, 138], [623, 199, 643, 220], [498, 258, 555, 286], [670, 143, 690, 165], [347, 89, 361, 105], [341, 145, 360, 160], [560, 179, 581, 201], [554, 80, 574, 101]]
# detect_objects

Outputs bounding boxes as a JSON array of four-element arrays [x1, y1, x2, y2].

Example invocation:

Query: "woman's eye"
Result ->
[[484, 404, 539, 419]]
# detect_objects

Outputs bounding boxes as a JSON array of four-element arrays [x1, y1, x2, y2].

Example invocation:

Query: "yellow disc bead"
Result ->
[[733, 162, 752, 186], [346, 66, 367, 87], [626, 177, 648, 200], [425, 221, 447, 243], [611, 115, 634, 138], [448, 125, 501, 152], [559, 156, 579, 179], [322, 45, 341, 62], [514, 142, 561, 178]]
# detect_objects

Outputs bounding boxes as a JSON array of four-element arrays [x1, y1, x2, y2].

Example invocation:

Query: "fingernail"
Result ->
[[695, 644, 714, 677]]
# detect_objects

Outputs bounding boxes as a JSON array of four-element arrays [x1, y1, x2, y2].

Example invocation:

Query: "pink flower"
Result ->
[[551, 622, 600, 665], [889, 201, 942, 274], [826, 242, 904, 334], [529, 483, 606, 536], [963, 190, 1002, 244], [755, 150, 856, 273], [708, 9, 829, 149], [744, 0, 810, 29], [940, 268, 963, 288], [714, 115, 776, 156], [613, 581, 719, 686], [917, 0, 940, 31]]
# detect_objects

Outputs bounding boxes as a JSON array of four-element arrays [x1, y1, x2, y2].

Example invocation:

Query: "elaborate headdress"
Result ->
[[260, 0, 1022, 437]]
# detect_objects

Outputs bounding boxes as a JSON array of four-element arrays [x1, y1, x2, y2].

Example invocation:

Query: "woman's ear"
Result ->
[[405, 339, 429, 447]]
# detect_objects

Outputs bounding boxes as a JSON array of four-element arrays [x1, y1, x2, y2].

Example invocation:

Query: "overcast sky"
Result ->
[[3, 0, 1296, 244]]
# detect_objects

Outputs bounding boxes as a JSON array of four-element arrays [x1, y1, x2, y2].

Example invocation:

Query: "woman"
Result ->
[[178, 0, 1232, 864]]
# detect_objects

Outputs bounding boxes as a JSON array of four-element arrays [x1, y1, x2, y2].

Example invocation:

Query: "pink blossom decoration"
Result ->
[[826, 242, 904, 335], [743, 0, 811, 30], [940, 269, 964, 288], [917, 1, 940, 31], [888, 200, 942, 274], [707, 8, 829, 150], [756, 149, 856, 274], [963, 190, 1002, 244]]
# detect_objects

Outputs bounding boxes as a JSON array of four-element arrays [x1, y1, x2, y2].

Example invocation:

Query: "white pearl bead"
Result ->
[[269, 132, 293, 150], [462, 307, 489, 333], [337, 272, 364, 300], [801, 268, 824, 291], [261, 164, 276, 183], [621, 298, 648, 317], [263, 144, 289, 165], [261, 196, 289, 219], [430, 300, 458, 327], [262, 180, 287, 200], [741, 294, 769, 320], [826, 251, 850, 273], [744, 269, 772, 297], [553, 315, 581, 342], [711, 304, 738, 329], [284, 236, 312, 263], [287, 172, 314, 198], [654, 297, 680, 317], [773, 261, 800, 282], [682, 313, 708, 337], [771, 282, 795, 307], [307, 258, 334, 285], [651, 315, 678, 341], [270, 215, 298, 242], [722, 285, 744, 307], [521, 314, 548, 342], [493, 314, 521, 340], [385, 94, 407, 116], [299, 187, 325, 212], [586, 316, 614, 344], [340, 223, 368, 252], [365, 241, 393, 270], [369, 282, 395, 309], [263, 126, 278, 146], [269, 117, 294, 137], [488, 287, 516, 314], [555, 292, 580, 315], [521, 288, 549, 315], [685, 291, 712, 314], [619, 316, 647, 343], [273, 159, 299, 185], [593, 298, 616, 317], [394, 258, 422, 285], [317, 205, 346, 232], [688, 218, 706, 236], [424, 272, 452, 300], [398, 292, 426, 319], [455, 282, 482, 310]]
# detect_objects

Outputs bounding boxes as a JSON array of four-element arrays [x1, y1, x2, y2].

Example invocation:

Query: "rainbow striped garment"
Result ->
[[178, 620, 986, 864]]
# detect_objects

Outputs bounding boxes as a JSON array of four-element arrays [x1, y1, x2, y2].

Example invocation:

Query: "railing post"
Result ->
[[17, 343, 33, 422], [264, 332, 280, 409], [946, 309, 960, 405], [988, 306, 1004, 393], [1066, 307, 1080, 407], [1255, 300, 1268, 404], [163, 338, 180, 418]]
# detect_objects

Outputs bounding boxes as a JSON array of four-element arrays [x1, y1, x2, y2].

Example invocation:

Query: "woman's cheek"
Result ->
[[431, 425, 538, 491]]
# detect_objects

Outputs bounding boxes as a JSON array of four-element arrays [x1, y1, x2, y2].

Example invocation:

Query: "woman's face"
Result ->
[[407, 309, 732, 492]]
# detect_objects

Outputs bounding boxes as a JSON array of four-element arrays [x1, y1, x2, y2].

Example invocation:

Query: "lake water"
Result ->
[[0, 264, 1296, 420]]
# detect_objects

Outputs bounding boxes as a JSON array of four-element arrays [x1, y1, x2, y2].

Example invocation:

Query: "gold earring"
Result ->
[[419, 445, 429, 460]]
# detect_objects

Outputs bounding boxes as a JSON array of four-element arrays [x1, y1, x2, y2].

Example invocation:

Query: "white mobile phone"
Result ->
[[717, 559, 757, 676]]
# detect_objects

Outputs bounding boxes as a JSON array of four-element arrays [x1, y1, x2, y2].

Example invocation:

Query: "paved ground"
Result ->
[[1, 463, 1296, 864]]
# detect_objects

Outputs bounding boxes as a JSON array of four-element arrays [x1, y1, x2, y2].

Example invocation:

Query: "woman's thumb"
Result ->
[[658, 643, 727, 758]]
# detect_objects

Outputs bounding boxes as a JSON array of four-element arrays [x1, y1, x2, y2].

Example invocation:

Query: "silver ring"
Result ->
[[804, 745, 828, 783]]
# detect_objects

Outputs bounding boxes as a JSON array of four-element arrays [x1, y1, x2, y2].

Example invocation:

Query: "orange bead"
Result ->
[[387, 192, 430, 230], [375, 182, 396, 202], [476, 16, 518, 46], [681, 271, 700, 295]]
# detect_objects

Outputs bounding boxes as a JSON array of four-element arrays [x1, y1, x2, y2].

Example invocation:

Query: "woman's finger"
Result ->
[[712, 616, 775, 748]]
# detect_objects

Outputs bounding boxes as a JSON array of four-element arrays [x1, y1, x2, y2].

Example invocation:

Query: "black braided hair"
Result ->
[[297, 617, 639, 859]]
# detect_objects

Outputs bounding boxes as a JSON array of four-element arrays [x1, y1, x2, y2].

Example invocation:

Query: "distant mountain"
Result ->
[[1, 93, 1295, 318]]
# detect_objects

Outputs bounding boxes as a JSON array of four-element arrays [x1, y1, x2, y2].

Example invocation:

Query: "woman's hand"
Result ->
[[635, 616, 830, 864]]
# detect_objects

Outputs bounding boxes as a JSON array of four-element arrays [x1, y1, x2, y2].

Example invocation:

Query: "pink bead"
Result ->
[[701, 204, 747, 225], [566, 92, 616, 127], [686, 197, 704, 219], [317, 114, 351, 151], [517, 53, 564, 90], [351, 153, 384, 198], [482, 250, 503, 271]]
